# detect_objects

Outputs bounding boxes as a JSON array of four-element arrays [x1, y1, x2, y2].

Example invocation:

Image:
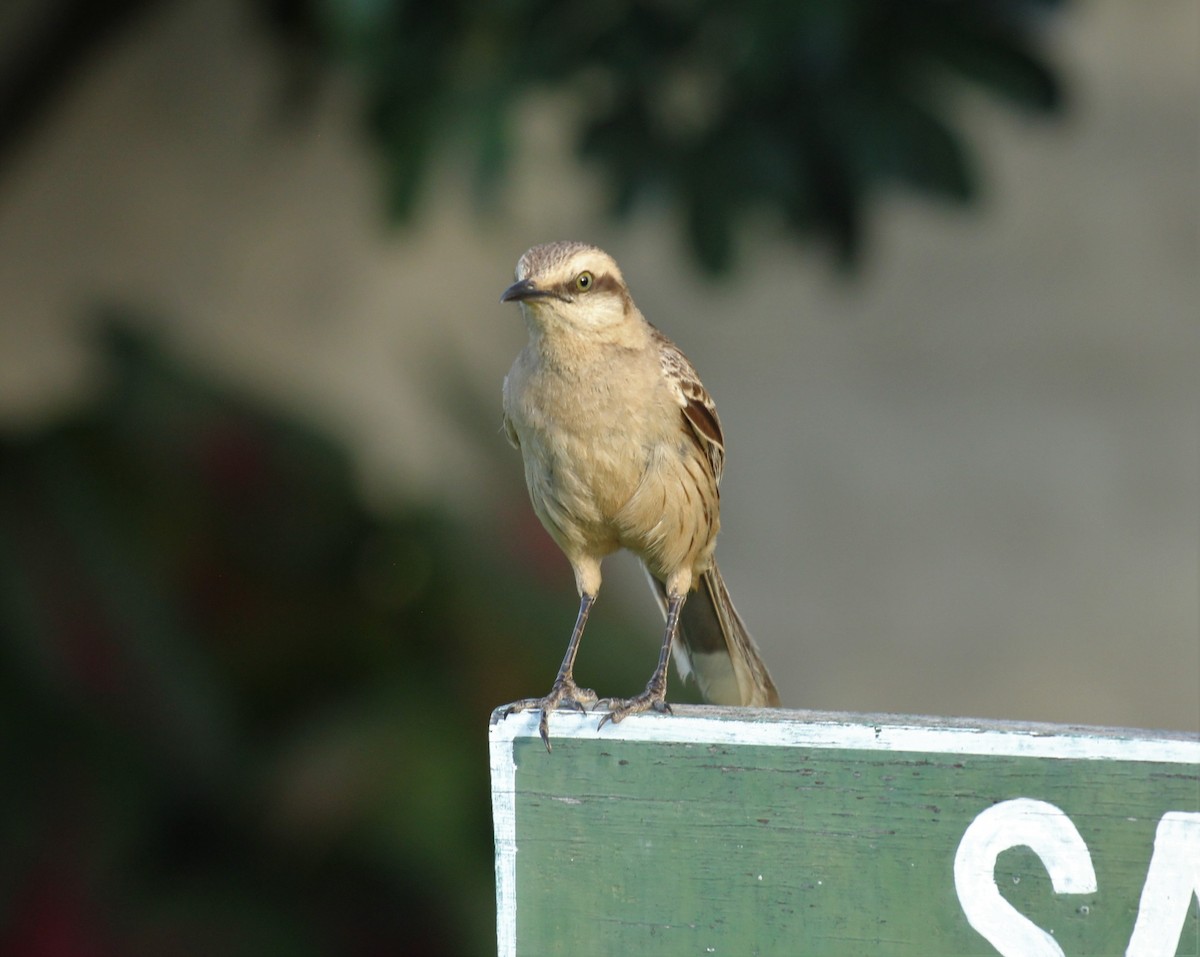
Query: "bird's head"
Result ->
[[500, 241, 633, 334]]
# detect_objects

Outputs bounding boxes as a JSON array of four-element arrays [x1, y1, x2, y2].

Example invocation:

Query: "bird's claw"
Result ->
[[505, 680, 598, 751], [595, 689, 672, 730]]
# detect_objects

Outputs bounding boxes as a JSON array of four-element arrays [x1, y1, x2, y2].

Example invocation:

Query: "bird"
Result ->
[[500, 240, 780, 749]]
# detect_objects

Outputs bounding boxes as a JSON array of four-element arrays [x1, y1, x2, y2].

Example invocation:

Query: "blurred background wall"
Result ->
[[0, 0, 1196, 953]]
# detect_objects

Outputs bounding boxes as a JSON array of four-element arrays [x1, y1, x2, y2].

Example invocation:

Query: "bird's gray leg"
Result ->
[[505, 593, 598, 751], [597, 593, 682, 728]]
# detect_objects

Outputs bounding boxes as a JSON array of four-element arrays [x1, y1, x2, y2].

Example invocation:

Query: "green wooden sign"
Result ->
[[490, 706, 1199, 957]]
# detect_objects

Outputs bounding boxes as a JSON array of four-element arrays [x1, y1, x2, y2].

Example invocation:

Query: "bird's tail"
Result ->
[[645, 561, 781, 707]]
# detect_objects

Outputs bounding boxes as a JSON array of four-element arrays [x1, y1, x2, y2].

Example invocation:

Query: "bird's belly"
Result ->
[[615, 442, 720, 583], [513, 359, 712, 568], [522, 426, 645, 544]]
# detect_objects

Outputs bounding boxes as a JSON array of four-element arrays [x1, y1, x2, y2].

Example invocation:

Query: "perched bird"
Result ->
[[500, 241, 780, 748]]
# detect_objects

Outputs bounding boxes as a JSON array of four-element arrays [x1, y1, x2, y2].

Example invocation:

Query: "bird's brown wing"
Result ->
[[651, 326, 725, 485]]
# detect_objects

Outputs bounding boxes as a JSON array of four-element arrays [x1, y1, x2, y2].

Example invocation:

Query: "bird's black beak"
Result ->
[[500, 277, 548, 304]]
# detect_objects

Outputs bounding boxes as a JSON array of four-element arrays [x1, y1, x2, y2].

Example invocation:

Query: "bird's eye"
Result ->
[[575, 271, 594, 292]]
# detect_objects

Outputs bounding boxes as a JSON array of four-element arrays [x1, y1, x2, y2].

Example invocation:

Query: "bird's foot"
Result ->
[[595, 686, 672, 730], [505, 679, 598, 751]]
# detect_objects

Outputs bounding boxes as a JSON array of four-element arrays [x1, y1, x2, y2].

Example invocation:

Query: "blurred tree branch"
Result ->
[[0, 0, 156, 174], [1, 0, 1064, 273]]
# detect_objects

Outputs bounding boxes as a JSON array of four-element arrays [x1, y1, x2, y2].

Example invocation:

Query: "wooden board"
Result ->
[[490, 706, 1199, 957]]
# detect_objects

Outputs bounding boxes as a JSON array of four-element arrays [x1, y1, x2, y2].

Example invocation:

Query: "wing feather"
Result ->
[[650, 326, 725, 485]]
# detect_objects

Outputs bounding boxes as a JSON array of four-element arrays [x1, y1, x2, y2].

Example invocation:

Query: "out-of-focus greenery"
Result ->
[[260, 0, 1065, 270], [0, 320, 658, 955], [3, 1, 1064, 273]]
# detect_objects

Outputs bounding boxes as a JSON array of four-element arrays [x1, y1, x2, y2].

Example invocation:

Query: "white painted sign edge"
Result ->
[[493, 706, 1200, 763]]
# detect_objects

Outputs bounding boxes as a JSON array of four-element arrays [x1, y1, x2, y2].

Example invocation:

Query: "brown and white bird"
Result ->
[[500, 241, 780, 748]]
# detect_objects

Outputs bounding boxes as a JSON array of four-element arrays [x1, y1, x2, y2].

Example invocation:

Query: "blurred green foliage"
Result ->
[[0, 319, 658, 955], [4, 0, 1065, 272], [261, 0, 1065, 270]]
